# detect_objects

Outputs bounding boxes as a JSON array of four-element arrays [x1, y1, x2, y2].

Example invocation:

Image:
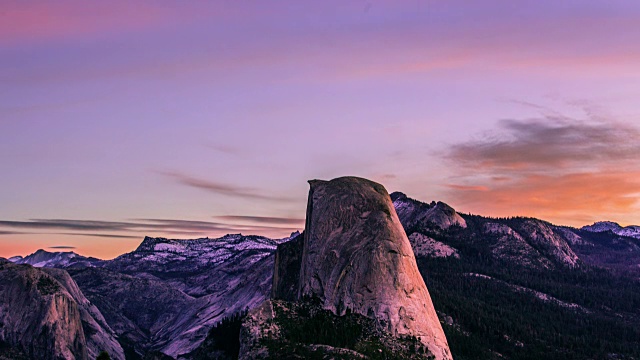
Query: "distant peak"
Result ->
[[581, 221, 622, 232], [135, 236, 168, 252], [390, 191, 439, 209], [581, 221, 640, 239], [434, 201, 456, 215], [222, 233, 243, 238], [389, 191, 407, 201], [593, 221, 621, 227]]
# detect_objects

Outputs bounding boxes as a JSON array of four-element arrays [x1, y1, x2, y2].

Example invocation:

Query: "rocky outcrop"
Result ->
[[271, 233, 303, 302], [271, 177, 451, 360], [514, 220, 580, 268], [238, 300, 279, 360], [68, 266, 195, 358], [239, 299, 433, 360], [482, 222, 552, 268], [41, 268, 124, 360], [408, 233, 460, 259], [481, 220, 581, 268], [0, 259, 124, 360], [554, 226, 588, 246], [391, 192, 466, 230]]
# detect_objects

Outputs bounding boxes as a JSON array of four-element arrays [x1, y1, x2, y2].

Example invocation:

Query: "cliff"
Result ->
[[268, 177, 452, 360], [0, 259, 124, 360]]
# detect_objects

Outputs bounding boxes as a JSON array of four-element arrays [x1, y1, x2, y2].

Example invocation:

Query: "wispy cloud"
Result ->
[[0, 230, 27, 235], [138, 219, 301, 235], [447, 117, 640, 172], [48, 245, 76, 249], [207, 144, 242, 155], [213, 215, 305, 225], [57, 233, 138, 239], [446, 184, 489, 192], [160, 171, 294, 202], [0, 218, 302, 240], [444, 111, 640, 226], [0, 219, 138, 231]]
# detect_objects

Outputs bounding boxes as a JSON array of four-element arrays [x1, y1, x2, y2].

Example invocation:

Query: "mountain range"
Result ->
[[1, 179, 640, 359]]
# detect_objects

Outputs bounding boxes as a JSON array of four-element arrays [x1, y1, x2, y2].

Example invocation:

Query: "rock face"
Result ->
[[275, 177, 452, 360], [391, 192, 466, 230], [68, 266, 199, 358], [0, 259, 124, 360], [42, 268, 125, 360], [408, 233, 460, 259], [516, 220, 580, 268], [271, 233, 303, 302], [482, 222, 551, 268], [10, 249, 101, 269]]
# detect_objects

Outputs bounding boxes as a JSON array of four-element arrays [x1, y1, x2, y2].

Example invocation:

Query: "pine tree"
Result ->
[[96, 351, 110, 360]]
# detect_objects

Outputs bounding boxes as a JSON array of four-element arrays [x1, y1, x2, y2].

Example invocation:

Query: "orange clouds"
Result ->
[[445, 115, 640, 226], [448, 171, 640, 225], [446, 184, 490, 192]]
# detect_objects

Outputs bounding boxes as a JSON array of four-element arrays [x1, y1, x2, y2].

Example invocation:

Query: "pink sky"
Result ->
[[2, 1, 640, 259]]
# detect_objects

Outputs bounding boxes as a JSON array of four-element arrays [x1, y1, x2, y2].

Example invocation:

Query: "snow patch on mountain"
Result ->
[[9, 249, 100, 268], [582, 221, 640, 239], [121, 234, 279, 269]]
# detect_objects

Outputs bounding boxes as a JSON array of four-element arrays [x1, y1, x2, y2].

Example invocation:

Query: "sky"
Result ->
[[2, 0, 640, 259]]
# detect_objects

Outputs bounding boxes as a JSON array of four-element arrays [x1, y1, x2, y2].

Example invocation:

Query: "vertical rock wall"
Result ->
[[276, 177, 452, 360]]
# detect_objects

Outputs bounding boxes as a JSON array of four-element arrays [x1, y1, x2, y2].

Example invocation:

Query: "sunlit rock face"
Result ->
[[391, 192, 466, 230], [408, 232, 460, 259], [0, 259, 124, 360], [295, 177, 452, 360]]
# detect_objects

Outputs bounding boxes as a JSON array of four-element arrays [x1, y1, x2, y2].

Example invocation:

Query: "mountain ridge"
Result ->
[[582, 221, 640, 239], [4, 187, 640, 359]]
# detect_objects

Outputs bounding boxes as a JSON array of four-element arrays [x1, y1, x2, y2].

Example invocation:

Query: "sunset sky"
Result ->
[[2, 0, 640, 259]]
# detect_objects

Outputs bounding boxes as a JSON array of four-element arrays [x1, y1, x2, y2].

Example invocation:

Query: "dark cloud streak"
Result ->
[[0, 219, 139, 231], [213, 215, 305, 225], [0, 218, 302, 239], [447, 118, 640, 172], [0, 230, 28, 235], [208, 144, 242, 155], [57, 233, 138, 239], [159, 171, 295, 202]]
